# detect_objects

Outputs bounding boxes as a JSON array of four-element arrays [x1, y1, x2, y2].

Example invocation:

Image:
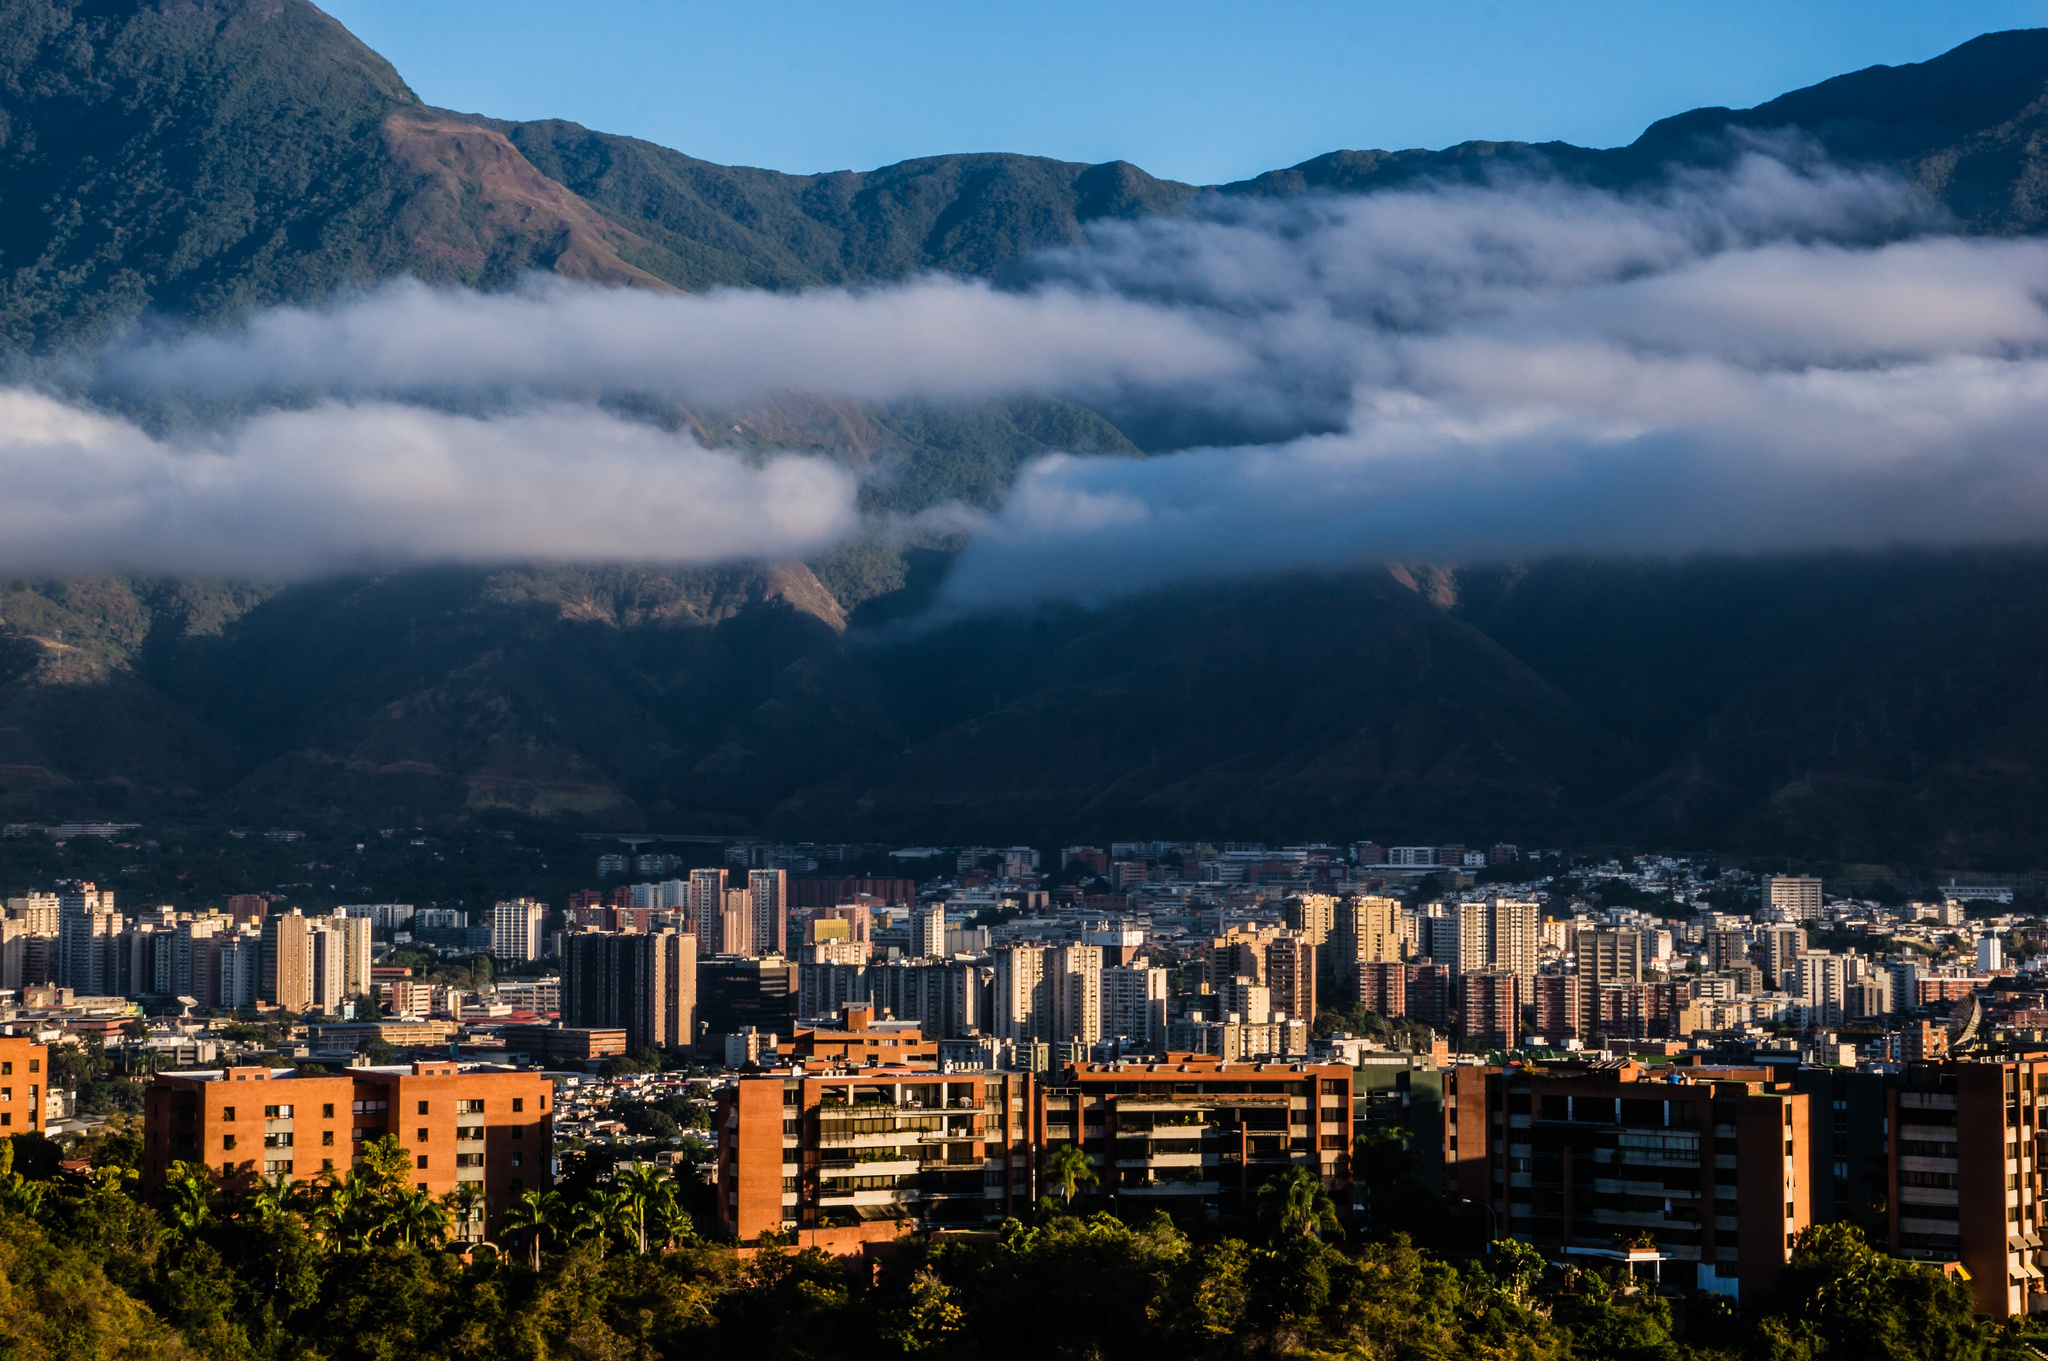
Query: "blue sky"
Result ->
[[320, 1, 2048, 184]]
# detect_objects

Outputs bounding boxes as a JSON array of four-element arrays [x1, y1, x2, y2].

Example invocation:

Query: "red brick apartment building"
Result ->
[[1886, 1059, 2048, 1317], [142, 1062, 554, 1239], [1038, 1057, 1353, 1216], [1446, 1061, 1811, 1300], [0, 1038, 47, 1134], [717, 1066, 1036, 1242]]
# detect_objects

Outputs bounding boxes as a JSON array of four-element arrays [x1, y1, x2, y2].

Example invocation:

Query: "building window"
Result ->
[[223, 1135, 237, 1150], [417, 1128, 429, 1142], [511, 1127, 523, 1141], [223, 1107, 236, 1121], [512, 1098, 524, 1113], [510, 1178, 522, 1193], [323, 1104, 334, 1118], [418, 1102, 429, 1115], [322, 1159, 333, 1171], [458, 1100, 484, 1114], [2, 1114, 11, 1128], [26, 1061, 34, 1074], [456, 1152, 483, 1168], [511, 1152, 523, 1167], [263, 1105, 293, 1119], [2, 1062, 12, 1076], [416, 1156, 428, 1169], [321, 1131, 334, 1147]]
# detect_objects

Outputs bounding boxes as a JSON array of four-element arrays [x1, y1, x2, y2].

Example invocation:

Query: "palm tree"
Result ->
[[614, 1164, 669, 1254], [1254, 1166, 1342, 1242], [572, 1187, 635, 1260], [320, 1173, 380, 1250], [244, 1172, 295, 1223], [441, 1181, 488, 1244], [388, 1187, 449, 1249], [499, 1188, 563, 1270], [1044, 1142, 1098, 1207], [649, 1185, 695, 1251], [163, 1161, 216, 1237]]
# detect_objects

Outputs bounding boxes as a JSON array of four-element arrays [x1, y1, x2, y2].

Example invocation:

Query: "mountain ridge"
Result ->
[[10, 4, 2048, 349]]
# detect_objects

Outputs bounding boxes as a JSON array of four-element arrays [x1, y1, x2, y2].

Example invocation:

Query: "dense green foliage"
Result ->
[[0, 1125, 2022, 1361]]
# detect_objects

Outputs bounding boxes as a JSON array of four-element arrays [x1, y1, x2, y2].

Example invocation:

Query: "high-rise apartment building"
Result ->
[[1705, 929, 1750, 972], [1445, 1061, 1813, 1301], [1101, 964, 1167, 1047], [1884, 1059, 2048, 1316], [1763, 875, 1824, 921], [1329, 894, 1400, 989], [1763, 926, 1806, 989], [748, 870, 788, 958], [908, 902, 947, 959], [1051, 944, 1103, 1045], [869, 959, 983, 1039], [1356, 960, 1407, 1018], [58, 883, 118, 993], [688, 868, 728, 949], [261, 911, 311, 1011], [224, 894, 269, 925], [1532, 973, 1580, 1040], [992, 945, 1051, 1043], [489, 898, 545, 963], [1458, 970, 1519, 1050], [561, 928, 699, 1053], [307, 920, 348, 1013], [1263, 933, 1316, 1025], [1282, 893, 1336, 944], [142, 1061, 553, 1240], [1453, 896, 1540, 985], [1572, 927, 1644, 1037], [220, 930, 263, 1009], [1218, 977, 1272, 1024]]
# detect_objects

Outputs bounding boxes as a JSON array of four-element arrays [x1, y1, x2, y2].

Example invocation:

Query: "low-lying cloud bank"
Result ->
[[0, 392, 855, 577], [29, 138, 2048, 595]]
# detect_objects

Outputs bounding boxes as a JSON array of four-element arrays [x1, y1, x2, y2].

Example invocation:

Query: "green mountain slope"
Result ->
[[13, 4, 2048, 356]]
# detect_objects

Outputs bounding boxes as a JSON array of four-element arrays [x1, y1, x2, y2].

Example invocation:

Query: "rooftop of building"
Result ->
[[151, 1061, 534, 1084]]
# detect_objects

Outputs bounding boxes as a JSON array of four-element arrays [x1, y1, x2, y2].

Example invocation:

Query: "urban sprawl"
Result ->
[[13, 833, 2048, 1317]]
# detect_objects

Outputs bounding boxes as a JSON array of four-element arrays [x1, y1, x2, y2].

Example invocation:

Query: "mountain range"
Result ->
[[5, 1, 2048, 866]]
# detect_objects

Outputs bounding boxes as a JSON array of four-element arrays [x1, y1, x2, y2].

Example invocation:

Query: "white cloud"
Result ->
[[98, 273, 1247, 408], [0, 391, 856, 578]]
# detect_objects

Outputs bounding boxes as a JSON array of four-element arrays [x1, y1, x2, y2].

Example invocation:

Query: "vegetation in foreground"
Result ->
[[0, 1121, 2026, 1361]]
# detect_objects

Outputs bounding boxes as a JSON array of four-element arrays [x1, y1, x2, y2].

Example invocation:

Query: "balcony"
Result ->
[[820, 1160, 921, 1179], [1121, 1179, 1221, 1197]]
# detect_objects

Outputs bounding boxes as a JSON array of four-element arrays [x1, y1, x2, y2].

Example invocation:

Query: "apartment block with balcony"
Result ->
[[141, 1061, 554, 1240], [1038, 1057, 1352, 1220], [715, 1067, 1035, 1242], [1884, 1059, 2048, 1318], [1446, 1061, 1813, 1300]]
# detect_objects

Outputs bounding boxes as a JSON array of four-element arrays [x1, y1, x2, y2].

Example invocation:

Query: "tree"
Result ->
[[614, 1163, 669, 1254], [499, 1188, 563, 1269], [163, 1160, 217, 1238], [1253, 1167, 1342, 1242], [243, 1172, 295, 1223], [573, 1187, 635, 1259], [1044, 1143, 1098, 1207], [440, 1181, 487, 1243], [387, 1187, 448, 1249]]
